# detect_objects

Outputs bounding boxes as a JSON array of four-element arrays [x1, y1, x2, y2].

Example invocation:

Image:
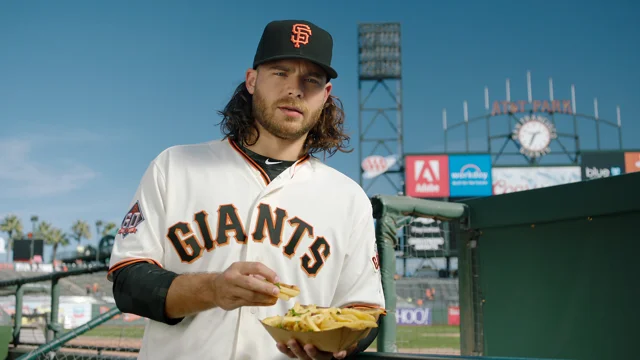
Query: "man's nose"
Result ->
[[286, 79, 304, 98]]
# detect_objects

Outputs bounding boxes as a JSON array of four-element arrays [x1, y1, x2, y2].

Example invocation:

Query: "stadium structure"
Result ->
[[0, 22, 637, 360]]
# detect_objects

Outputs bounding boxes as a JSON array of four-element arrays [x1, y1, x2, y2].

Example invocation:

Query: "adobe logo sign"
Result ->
[[405, 155, 450, 198]]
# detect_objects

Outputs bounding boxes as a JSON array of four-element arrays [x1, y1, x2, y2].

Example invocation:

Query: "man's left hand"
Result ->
[[276, 339, 356, 360]]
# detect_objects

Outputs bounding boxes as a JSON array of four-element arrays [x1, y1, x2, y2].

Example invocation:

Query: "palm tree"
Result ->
[[1, 214, 24, 262], [71, 220, 92, 245], [102, 222, 117, 236], [43, 226, 69, 263], [38, 222, 69, 263], [37, 221, 52, 240]]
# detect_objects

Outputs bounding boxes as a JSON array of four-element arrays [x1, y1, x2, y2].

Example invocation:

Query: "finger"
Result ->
[[232, 287, 278, 305], [287, 339, 311, 360], [276, 343, 297, 358], [239, 262, 280, 283], [332, 349, 348, 359], [238, 273, 280, 297], [304, 344, 334, 360], [341, 342, 358, 356]]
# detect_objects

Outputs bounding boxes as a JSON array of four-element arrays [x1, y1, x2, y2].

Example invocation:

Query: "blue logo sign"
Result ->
[[449, 155, 493, 197]]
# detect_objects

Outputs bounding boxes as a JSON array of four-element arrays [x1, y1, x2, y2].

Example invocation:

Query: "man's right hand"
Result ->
[[211, 262, 281, 311]]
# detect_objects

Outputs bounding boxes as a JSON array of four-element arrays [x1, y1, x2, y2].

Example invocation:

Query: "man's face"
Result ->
[[245, 59, 332, 141]]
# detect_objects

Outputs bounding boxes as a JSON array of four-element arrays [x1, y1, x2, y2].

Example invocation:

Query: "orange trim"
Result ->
[[296, 154, 311, 165], [107, 258, 162, 275], [228, 140, 271, 185], [291, 154, 311, 177]]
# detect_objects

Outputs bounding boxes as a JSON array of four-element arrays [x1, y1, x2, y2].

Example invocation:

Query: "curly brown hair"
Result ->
[[217, 82, 352, 158]]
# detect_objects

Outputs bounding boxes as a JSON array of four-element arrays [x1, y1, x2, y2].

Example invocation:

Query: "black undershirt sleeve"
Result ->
[[111, 262, 184, 325]]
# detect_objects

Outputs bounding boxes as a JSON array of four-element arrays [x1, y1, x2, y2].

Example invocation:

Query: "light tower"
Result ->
[[357, 23, 404, 196]]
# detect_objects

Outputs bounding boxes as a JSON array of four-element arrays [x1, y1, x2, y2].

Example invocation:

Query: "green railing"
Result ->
[[15, 306, 122, 360], [370, 195, 469, 353], [0, 264, 108, 346]]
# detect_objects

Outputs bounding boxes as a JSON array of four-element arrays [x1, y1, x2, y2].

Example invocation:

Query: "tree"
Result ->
[[102, 222, 117, 236], [39, 222, 69, 263], [1, 214, 24, 262], [71, 220, 92, 245], [37, 221, 51, 240]]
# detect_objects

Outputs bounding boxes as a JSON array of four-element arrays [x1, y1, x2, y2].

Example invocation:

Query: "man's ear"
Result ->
[[245, 68, 257, 95], [323, 82, 332, 104]]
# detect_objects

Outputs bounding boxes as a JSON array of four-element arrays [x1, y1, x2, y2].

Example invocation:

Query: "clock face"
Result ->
[[517, 120, 551, 152], [512, 115, 557, 158]]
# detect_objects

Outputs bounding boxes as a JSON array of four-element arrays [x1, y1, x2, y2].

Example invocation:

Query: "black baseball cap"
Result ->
[[253, 20, 338, 80]]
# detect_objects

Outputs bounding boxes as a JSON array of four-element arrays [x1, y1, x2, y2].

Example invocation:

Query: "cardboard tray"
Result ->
[[261, 321, 373, 353]]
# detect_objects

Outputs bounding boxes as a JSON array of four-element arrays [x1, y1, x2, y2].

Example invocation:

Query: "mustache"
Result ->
[[274, 99, 307, 113]]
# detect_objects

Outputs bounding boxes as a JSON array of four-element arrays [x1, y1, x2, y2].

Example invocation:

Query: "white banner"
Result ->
[[0, 296, 94, 329], [361, 155, 397, 179], [492, 166, 581, 195], [14, 263, 54, 273], [396, 307, 432, 326]]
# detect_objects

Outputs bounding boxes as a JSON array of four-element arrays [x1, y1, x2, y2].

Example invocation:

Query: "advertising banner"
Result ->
[[624, 152, 640, 173], [405, 155, 449, 198], [0, 297, 92, 329], [448, 306, 460, 326], [492, 167, 581, 195], [361, 154, 398, 179], [581, 152, 625, 180], [396, 307, 432, 326], [448, 154, 493, 197], [59, 303, 92, 329]]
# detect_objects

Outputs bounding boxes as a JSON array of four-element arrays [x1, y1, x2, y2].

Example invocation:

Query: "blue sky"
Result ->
[[1, 0, 639, 262]]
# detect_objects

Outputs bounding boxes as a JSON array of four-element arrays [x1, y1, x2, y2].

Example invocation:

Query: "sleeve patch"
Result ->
[[371, 252, 380, 272], [117, 201, 146, 238]]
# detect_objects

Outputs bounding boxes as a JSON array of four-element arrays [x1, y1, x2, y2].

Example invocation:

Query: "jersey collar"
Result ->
[[227, 138, 314, 184]]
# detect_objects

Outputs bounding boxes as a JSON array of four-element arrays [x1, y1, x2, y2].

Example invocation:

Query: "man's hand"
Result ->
[[276, 339, 357, 360], [212, 261, 280, 311]]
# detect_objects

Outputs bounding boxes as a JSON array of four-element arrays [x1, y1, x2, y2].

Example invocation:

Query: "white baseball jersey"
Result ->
[[108, 138, 386, 360]]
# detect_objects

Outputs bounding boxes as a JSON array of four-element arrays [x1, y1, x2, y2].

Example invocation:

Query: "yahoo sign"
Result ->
[[395, 307, 432, 326]]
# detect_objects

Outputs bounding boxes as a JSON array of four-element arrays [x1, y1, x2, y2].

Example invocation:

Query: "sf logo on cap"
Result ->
[[291, 24, 312, 48]]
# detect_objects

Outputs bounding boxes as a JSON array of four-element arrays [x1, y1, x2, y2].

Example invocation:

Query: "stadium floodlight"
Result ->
[[358, 23, 402, 80], [357, 23, 404, 196]]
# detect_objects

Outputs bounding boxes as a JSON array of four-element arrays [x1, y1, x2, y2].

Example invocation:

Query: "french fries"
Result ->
[[265, 280, 300, 300], [262, 302, 386, 332]]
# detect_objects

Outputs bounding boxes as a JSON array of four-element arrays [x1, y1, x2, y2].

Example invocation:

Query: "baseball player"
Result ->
[[108, 19, 386, 360]]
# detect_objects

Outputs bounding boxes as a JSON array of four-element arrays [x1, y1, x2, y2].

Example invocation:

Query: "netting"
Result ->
[[366, 216, 462, 355]]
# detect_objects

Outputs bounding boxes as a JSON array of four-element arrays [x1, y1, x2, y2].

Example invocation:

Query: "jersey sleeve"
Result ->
[[107, 160, 167, 282], [330, 201, 386, 310]]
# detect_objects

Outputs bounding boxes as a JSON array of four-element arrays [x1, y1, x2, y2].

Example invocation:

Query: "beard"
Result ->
[[251, 87, 323, 141]]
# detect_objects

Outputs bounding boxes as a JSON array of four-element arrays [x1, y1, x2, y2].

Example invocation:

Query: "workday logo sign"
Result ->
[[449, 155, 493, 197]]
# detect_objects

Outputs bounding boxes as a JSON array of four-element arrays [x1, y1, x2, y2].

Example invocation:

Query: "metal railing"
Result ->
[[0, 264, 108, 346], [16, 306, 122, 360]]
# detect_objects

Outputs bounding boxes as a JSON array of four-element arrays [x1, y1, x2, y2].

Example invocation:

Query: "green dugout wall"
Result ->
[[458, 172, 639, 360]]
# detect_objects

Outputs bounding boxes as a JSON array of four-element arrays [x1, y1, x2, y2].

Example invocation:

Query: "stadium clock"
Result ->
[[511, 115, 558, 158]]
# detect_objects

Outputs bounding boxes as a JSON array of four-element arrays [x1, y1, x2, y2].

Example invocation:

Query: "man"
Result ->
[[108, 19, 386, 360]]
